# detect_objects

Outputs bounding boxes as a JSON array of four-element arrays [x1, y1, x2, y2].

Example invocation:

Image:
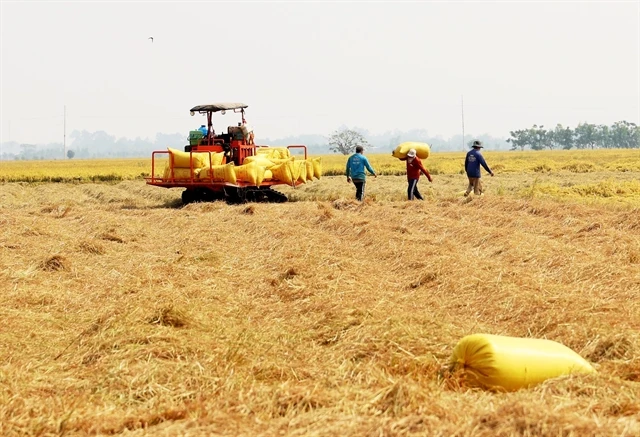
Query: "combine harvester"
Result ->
[[146, 103, 321, 204]]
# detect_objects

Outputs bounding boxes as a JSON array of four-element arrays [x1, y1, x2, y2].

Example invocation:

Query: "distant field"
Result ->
[[2, 149, 639, 206], [2, 149, 640, 181]]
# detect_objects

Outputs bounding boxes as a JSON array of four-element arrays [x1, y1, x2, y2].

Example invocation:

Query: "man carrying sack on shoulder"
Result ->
[[400, 148, 433, 201]]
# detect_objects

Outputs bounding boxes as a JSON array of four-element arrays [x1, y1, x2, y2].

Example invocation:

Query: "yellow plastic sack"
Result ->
[[210, 151, 225, 166], [256, 147, 290, 160], [294, 160, 307, 184], [163, 166, 200, 180], [278, 147, 291, 159], [269, 157, 295, 166], [234, 161, 265, 186], [391, 142, 430, 160], [269, 161, 296, 185], [199, 163, 237, 184], [243, 155, 275, 168], [450, 334, 596, 392], [168, 147, 211, 168], [305, 159, 314, 182], [312, 157, 322, 179], [264, 169, 273, 181]]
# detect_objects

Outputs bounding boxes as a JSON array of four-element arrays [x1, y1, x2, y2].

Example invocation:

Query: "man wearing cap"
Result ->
[[464, 140, 494, 197], [402, 148, 433, 200], [346, 145, 377, 201]]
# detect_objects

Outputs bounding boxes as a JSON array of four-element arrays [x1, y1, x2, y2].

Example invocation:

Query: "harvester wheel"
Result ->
[[181, 189, 195, 204], [222, 187, 287, 204], [264, 189, 287, 203]]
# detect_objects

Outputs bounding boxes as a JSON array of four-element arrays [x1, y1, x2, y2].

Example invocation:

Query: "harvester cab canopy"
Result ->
[[190, 103, 248, 114], [189, 103, 250, 143]]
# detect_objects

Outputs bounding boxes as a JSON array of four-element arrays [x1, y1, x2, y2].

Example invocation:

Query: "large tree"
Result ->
[[553, 124, 574, 150], [506, 129, 531, 151], [574, 123, 598, 149], [328, 129, 369, 155], [609, 121, 639, 149], [529, 125, 550, 150]]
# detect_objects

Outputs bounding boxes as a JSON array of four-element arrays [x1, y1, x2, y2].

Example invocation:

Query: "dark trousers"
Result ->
[[408, 179, 424, 200], [353, 179, 366, 201]]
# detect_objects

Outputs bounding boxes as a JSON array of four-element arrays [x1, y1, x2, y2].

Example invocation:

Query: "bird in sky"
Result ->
[[148, 37, 154, 43]]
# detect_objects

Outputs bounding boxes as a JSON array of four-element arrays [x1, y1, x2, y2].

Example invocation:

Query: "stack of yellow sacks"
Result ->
[[163, 147, 322, 186], [163, 147, 223, 180], [240, 154, 322, 186]]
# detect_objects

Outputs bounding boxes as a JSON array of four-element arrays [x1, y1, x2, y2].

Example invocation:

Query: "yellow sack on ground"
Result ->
[[312, 157, 322, 179], [234, 161, 265, 186], [391, 142, 430, 160], [199, 163, 237, 184], [449, 334, 596, 392], [168, 147, 211, 168], [270, 161, 296, 185], [243, 155, 275, 168], [305, 160, 314, 182]]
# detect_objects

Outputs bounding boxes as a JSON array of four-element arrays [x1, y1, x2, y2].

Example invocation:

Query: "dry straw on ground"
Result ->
[[1, 177, 639, 436]]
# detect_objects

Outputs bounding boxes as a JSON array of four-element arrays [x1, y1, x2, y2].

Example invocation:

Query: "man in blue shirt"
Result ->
[[346, 145, 377, 201], [464, 140, 494, 196]]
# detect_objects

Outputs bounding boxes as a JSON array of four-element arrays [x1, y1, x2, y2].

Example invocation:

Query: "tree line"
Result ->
[[506, 121, 639, 151], [2, 121, 638, 160]]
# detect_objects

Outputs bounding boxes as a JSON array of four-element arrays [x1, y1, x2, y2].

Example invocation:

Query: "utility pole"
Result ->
[[461, 95, 465, 151], [63, 105, 66, 159]]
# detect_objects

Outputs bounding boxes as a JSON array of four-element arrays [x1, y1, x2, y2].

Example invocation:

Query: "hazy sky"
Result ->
[[1, 1, 639, 145]]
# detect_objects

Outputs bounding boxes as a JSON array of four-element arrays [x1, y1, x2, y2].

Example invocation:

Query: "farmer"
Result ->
[[346, 145, 377, 201], [400, 148, 432, 200], [464, 140, 494, 196]]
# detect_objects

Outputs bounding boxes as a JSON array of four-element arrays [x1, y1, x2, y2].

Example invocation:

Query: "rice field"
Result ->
[[1, 149, 639, 436]]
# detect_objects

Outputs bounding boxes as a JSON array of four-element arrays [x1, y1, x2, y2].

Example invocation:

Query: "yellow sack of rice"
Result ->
[[166, 167, 200, 180], [391, 142, 430, 160], [199, 163, 237, 184], [270, 157, 295, 166], [269, 161, 296, 185], [255, 147, 276, 159], [168, 147, 210, 168], [294, 159, 307, 184], [274, 147, 290, 159], [449, 334, 596, 392], [312, 157, 322, 179], [243, 155, 275, 168], [234, 161, 265, 186], [305, 159, 314, 182], [263, 169, 273, 181], [210, 151, 225, 166], [255, 165, 266, 185]]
